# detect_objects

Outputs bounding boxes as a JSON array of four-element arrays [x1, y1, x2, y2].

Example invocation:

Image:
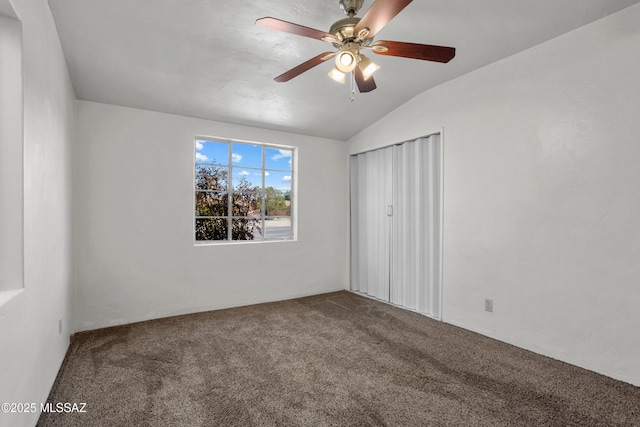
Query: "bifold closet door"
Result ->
[[350, 147, 392, 301], [351, 134, 441, 319], [390, 135, 441, 318]]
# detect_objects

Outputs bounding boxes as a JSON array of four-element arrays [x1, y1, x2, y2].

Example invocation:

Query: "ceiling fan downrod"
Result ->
[[339, 0, 364, 17]]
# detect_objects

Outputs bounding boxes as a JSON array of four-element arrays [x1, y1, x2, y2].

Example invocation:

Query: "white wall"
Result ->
[[0, 0, 75, 426], [349, 4, 640, 386], [74, 101, 349, 331]]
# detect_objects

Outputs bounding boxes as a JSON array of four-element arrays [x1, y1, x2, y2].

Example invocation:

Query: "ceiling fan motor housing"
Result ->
[[330, 17, 360, 39], [339, 0, 364, 16], [329, 17, 373, 48]]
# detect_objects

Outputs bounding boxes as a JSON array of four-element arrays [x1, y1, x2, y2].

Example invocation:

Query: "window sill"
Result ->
[[194, 238, 297, 246], [0, 288, 24, 308]]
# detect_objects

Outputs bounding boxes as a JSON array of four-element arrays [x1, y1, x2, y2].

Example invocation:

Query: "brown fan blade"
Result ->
[[256, 17, 338, 43], [372, 40, 456, 63], [354, 67, 377, 93], [274, 52, 336, 82], [355, 0, 413, 38]]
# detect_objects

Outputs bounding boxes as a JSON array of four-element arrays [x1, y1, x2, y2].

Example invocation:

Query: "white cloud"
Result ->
[[283, 175, 291, 182], [232, 153, 242, 163], [195, 141, 204, 150], [239, 170, 250, 176], [271, 149, 292, 161], [265, 171, 270, 177], [195, 152, 209, 162]]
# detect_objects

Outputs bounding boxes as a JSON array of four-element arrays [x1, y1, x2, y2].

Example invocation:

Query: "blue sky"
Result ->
[[196, 140, 292, 191]]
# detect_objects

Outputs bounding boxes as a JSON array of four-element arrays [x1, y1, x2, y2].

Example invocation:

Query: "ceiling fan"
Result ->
[[256, 0, 456, 94]]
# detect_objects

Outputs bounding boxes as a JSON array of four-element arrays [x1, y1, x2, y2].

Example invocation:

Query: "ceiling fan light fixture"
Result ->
[[335, 51, 357, 73], [328, 67, 346, 84], [358, 54, 380, 80]]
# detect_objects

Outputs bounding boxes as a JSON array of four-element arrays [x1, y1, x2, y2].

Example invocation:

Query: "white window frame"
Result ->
[[193, 136, 297, 245]]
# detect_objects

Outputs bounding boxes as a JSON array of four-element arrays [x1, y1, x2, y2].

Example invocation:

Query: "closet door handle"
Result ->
[[387, 205, 393, 216]]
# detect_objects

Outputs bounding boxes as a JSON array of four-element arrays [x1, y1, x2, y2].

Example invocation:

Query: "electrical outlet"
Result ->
[[58, 319, 62, 335], [484, 299, 493, 313]]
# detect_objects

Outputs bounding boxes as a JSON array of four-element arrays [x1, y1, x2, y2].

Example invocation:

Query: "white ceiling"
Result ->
[[48, 0, 640, 141]]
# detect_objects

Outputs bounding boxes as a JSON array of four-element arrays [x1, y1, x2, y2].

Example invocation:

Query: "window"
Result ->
[[194, 138, 295, 243]]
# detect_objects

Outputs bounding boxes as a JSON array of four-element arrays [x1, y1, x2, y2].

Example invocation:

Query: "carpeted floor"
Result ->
[[38, 291, 640, 426]]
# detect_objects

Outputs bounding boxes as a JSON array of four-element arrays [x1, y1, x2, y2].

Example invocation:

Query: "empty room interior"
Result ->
[[2, 0, 640, 425]]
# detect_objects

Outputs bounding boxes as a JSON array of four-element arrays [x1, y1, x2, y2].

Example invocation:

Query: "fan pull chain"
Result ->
[[349, 71, 355, 102]]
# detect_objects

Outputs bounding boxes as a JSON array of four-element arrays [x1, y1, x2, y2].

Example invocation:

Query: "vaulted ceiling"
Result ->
[[49, 0, 640, 140]]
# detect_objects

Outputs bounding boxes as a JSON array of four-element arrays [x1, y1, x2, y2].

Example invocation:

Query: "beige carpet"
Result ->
[[38, 291, 640, 426]]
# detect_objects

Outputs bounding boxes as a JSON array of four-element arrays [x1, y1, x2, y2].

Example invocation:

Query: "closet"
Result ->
[[350, 134, 442, 319]]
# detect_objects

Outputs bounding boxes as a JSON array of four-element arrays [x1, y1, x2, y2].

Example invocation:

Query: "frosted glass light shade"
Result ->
[[335, 51, 357, 73], [328, 67, 346, 83], [358, 54, 380, 80]]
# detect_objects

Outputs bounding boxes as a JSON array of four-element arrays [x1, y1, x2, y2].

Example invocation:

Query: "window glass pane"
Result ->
[[265, 170, 292, 194], [196, 165, 228, 190], [195, 218, 228, 241], [265, 217, 292, 240], [196, 140, 228, 165], [231, 143, 262, 168], [265, 148, 292, 171], [195, 192, 227, 216], [232, 192, 261, 216], [231, 218, 262, 241], [264, 187, 290, 216], [232, 168, 262, 190]]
